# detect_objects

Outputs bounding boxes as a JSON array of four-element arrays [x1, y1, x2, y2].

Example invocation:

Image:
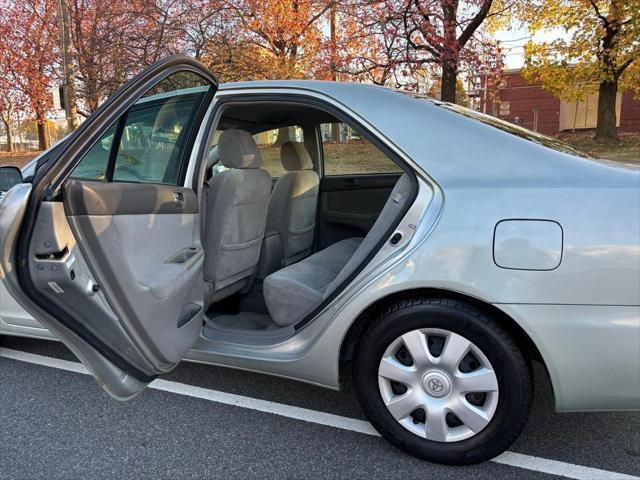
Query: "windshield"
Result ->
[[408, 94, 591, 158]]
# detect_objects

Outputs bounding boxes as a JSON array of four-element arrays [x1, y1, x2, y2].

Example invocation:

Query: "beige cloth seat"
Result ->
[[204, 129, 271, 306], [266, 141, 320, 267]]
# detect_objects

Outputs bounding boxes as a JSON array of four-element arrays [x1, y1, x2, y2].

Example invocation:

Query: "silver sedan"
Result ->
[[1, 55, 638, 465]]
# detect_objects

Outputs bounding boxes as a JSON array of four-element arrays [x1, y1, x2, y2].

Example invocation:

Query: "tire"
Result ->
[[353, 297, 533, 465]]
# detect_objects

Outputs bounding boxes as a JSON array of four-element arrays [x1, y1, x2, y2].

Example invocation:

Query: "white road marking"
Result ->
[[492, 452, 639, 480], [1, 347, 638, 480]]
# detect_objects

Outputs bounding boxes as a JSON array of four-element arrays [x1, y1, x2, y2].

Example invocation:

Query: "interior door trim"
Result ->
[[15, 56, 217, 383], [64, 181, 199, 216], [320, 173, 402, 192]]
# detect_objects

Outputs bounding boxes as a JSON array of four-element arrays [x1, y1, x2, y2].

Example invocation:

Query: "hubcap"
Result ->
[[377, 328, 499, 442]]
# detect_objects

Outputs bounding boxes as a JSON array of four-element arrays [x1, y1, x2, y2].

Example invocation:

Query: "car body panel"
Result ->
[[496, 303, 640, 411], [1, 79, 639, 412]]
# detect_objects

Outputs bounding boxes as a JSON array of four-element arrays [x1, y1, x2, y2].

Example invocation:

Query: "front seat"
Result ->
[[203, 129, 271, 305], [266, 141, 320, 266]]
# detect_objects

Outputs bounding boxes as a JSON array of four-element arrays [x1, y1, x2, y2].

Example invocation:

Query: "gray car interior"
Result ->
[[26, 98, 411, 363], [203, 129, 271, 307], [201, 102, 412, 335], [263, 174, 411, 326]]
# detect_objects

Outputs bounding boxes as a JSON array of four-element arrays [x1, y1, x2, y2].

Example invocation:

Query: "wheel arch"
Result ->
[[338, 287, 552, 394]]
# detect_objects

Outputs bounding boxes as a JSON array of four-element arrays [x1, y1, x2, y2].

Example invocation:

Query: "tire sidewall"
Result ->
[[353, 300, 532, 465]]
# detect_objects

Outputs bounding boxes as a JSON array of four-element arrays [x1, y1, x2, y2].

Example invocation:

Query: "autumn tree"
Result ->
[[125, 0, 190, 65], [0, 0, 58, 150], [377, 0, 509, 101], [68, 0, 120, 113], [190, 1, 275, 81], [180, 0, 229, 61], [520, 0, 640, 143], [221, 0, 334, 80], [0, 76, 21, 152], [326, 1, 407, 86]]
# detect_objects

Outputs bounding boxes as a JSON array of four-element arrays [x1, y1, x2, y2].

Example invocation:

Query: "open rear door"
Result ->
[[0, 56, 217, 399]]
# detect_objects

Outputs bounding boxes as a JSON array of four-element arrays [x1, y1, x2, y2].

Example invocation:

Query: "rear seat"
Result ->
[[264, 174, 412, 327]]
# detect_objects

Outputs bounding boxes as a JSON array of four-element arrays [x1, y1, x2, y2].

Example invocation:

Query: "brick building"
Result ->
[[476, 68, 640, 136]]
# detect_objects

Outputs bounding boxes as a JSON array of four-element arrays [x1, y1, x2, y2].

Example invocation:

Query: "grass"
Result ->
[[0, 151, 40, 168], [259, 141, 402, 177], [557, 132, 640, 163]]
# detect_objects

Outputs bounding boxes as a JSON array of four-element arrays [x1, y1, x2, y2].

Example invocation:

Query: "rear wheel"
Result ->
[[353, 297, 533, 465]]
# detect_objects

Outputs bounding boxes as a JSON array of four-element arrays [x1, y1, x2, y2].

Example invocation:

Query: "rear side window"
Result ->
[[320, 122, 402, 176], [204, 126, 305, 179], [254, 126, 304, 178], [71, 72, 212, 185]]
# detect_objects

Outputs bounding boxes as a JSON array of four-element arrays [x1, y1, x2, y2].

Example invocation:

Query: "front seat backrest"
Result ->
[[204, 129, 271, 303], [266, 141, 320, 266]]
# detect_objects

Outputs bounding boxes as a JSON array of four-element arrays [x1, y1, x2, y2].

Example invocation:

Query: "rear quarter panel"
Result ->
[[317, 85, 639, 410]]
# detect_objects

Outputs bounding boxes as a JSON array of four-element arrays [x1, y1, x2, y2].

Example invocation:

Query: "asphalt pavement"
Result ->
[[1, 336, 638, 479]]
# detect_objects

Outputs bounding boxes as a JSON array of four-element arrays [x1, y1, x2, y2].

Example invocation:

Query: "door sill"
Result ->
[[202, 311, 295, 345]]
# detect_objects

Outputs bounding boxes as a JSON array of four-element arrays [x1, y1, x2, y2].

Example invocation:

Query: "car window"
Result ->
[[411, 95, 591, 159], [254, 126, 304, 178], [71, 72, 212, 185], [70, 125, 116, 181], [320, 122, 402, 176], [207, 126, 304, 179]]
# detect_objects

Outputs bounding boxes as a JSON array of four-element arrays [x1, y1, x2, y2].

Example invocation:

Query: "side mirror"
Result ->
[[0, 166, 24, 193]]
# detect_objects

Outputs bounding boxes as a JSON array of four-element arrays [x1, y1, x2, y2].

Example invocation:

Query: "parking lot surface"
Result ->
[[1, 336, 639, 479]]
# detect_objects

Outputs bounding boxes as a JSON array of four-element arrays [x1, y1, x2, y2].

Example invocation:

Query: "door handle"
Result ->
[[344, 178, 359, 188], [173, 191, 184, 202]]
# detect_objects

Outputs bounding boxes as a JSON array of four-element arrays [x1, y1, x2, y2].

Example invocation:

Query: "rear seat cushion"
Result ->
[[263, 174, 412, 327], [263, 238, 362, 326]]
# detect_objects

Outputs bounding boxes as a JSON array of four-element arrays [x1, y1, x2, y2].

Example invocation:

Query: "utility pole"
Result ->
[[330, 3, 337, 82], [329, 3, 340, 141], [58, 0, 78, 132]]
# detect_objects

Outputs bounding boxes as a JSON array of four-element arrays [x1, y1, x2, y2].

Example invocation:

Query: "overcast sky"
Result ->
[[495, 25, 567, 69]]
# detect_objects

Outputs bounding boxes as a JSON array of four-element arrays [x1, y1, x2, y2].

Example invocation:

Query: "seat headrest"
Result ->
[[281, 141, 313, 171], [218, 129, 263, 169]]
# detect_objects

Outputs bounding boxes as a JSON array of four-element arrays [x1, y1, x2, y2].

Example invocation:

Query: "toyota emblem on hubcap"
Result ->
[[428, 377, 445, 393], [423, 371, 451, 398]]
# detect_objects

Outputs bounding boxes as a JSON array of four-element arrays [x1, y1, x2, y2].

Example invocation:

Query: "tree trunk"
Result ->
[[331, 123, 340, 142], [37, 122, 49, 151], [274, 126, 290, 146], [1, 119, 13, 152], [440, 61, 457, 103], [594, 80, 618, 143], [59, 0, 79, 131]]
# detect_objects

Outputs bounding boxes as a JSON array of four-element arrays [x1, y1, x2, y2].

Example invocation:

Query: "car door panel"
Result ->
[[61, 181, 204, 367], [0, 56, 217, 399], [318, 173, 401, 247], [28, 199, 160, 374]]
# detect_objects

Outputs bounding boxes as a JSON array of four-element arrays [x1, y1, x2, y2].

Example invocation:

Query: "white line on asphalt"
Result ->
[[492, 452, 639, 480], [2, 347, 639, 480]]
